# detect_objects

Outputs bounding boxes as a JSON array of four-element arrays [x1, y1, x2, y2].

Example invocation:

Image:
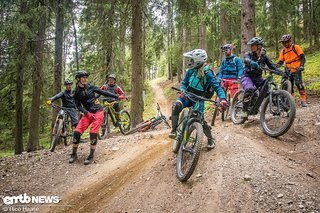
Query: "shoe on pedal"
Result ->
[[84, 155, 94, 165], [207, 138, 216, 150], [241, 111, 249, 119], [114, 120, 122, 127], [169, 130, 177, 139], [69, 153, 77, 163]]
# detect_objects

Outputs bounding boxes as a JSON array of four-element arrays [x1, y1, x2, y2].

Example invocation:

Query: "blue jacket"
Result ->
[[181, 64, 226, 100], [219, 54, 243, 80]]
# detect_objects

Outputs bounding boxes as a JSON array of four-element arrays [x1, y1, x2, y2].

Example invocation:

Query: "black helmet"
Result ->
[[75, 70, 90, 79], [64, 79, 73, 85], [279, 34, 292, 42], [107, 74, 116, 81], [247, 37, 264, 45]]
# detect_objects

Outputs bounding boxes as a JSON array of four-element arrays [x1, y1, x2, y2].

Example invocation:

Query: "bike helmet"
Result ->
[[64, 79, 73, 85], [107, 74, 116, 81], [247, 37, 264, 45], [75, 70, 90, 79], [279, 34, 292, 42], [183, 49, 207, 69], [221, 44, 234, 51]]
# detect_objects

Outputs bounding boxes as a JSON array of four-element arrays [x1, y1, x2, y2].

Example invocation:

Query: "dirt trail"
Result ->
[[1, 80, 319, 213]]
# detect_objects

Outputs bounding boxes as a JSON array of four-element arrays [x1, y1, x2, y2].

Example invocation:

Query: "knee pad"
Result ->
[[73, 131, 81, 144], [90, 133, 98, 145], [172, 101, 183, 115]]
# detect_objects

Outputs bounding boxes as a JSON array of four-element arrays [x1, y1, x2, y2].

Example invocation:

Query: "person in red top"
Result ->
[[277, 34, 307, 107], [101, 74, 125, 126]]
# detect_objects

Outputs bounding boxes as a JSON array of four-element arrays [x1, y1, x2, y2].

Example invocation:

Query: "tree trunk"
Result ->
[[28, 1, 47, 152], [167, 0, 173, 81], [72, 16, 79, 71], [130, 0, 144, 126], [240, 0, 256, 58], [15, 1, 28, 155], [52, 0, 64, 127], [302, 0, 309, 41], [105, 0, 116, 74], [198, 24, 207, 50], [220, 6, 227, 45]]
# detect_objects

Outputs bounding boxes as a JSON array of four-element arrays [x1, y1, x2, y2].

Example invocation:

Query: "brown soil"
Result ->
[[0, 81, 319, 213]]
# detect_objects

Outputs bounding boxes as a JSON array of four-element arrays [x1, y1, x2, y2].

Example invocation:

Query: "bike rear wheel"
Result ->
[[63, 116, 73, 146], [50, 119, 63, 152], [99, 112, 109, 140], [172, 109, 188, 154], [260, 90, 296, 137], [176, 122, 203, 182], [231, 89, 246, 124], [119, 110, 131, 135]]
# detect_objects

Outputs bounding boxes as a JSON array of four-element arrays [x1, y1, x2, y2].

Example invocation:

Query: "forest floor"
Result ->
[[0, 79, 319, 213]]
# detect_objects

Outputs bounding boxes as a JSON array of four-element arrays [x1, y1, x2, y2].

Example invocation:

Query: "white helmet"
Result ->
[[183, 49, 208, 69]]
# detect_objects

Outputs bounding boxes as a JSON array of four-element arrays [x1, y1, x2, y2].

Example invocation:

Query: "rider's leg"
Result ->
[[68, 110, 79, 128], [113, 103, 121, 127], [241, 76, 255, 118], [170, 100, 184, 139], [85, 110, 104, 165], [293, 72, 307, 107]]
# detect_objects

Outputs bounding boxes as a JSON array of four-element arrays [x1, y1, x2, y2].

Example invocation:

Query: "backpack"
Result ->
[[188, 68, 215, 99], [221, 56, 239, 74], [282, 44, 299, 58], [103, 84, 119, 94]]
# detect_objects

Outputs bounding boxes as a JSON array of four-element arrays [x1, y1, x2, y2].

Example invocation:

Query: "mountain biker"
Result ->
[[70, 70, 126, 165], [100, 74, 126, 127], [277, 34, 307, 107], [241, 37, 280, 119], [46, 79, 79, 128], [169, 49, 228, 150], [219, 44, 243, 98]]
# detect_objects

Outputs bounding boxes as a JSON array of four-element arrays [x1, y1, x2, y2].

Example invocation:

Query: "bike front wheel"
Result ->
[[119, 110, 131, 135], [231, 89, 246, 124], [176, 121, 203, 182], [260, 90, 296, 137], [281, 79, 292, 95], [50, 119, 63, 152], [172, 109, 188, 154]]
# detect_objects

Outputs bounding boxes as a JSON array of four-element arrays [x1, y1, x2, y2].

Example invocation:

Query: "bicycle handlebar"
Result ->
[[259, 66, 283, 76], [171, 87, 217, 104], [51, 104, 77, 111]]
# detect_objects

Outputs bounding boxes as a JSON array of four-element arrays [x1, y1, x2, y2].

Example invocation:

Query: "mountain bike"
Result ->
[[211, 79, 240, 126], [124, 103, 170, 135], [231, 67, 296, 137], [50, 104, 75, 152], [280, 67, 293, 94], [98, 98, 131, 140], [171, 87, 220, 182]]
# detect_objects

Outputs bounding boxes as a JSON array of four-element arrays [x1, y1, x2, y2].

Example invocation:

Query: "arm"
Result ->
[[208, 73, 226, 100], [74, 94, 88, 114], [300, 54, 306, 67], [181, 70, 191, 91], [117, 86, 124, 95], [94, 87, 119, 99], [244, 52, 253, 67], [264, 55, 277, 70], [236, 57, 244, 78], [50, 92, 64, 102]]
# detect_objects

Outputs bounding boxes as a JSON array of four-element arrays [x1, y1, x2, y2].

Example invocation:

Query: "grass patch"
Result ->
[[143, 81, 156, 120]]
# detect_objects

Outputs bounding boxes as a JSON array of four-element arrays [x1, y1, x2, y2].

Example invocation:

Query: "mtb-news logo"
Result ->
[[2, 193, 60, 205]]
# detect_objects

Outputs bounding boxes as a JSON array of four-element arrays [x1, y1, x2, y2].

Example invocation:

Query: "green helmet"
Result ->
[[247, 37, 264, 45]]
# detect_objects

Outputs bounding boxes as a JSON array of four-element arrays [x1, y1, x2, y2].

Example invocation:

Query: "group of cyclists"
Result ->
[[169, 34, 307, 150], [47, 72, 126, 165], [47, 33, 307, 165]]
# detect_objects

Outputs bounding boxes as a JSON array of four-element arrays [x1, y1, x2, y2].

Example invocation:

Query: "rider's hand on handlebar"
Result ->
[[46, 100, 52, 106], [251, 61, 259, 69], [297, 66, 304, 72], [220, 99, 229, 109], [118, 94, 126, 100]]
